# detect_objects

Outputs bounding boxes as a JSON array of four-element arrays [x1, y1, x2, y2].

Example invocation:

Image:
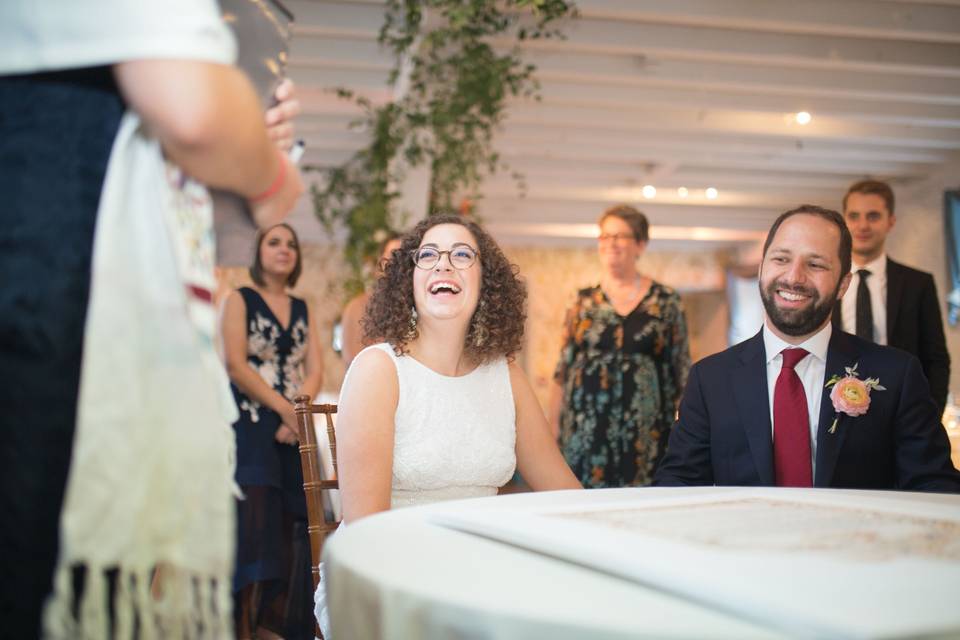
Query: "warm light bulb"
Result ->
[[677, 187, 689, 198], [795, 111, 812, 125], [642, 185, 656, 199], [705, 187, 719, 200]]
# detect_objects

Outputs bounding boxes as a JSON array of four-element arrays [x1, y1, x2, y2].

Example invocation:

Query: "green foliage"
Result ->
[[306, 0, 576, 291]]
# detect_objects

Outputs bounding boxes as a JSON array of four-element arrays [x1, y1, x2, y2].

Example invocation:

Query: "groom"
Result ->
[[655, 205, 960, 491]]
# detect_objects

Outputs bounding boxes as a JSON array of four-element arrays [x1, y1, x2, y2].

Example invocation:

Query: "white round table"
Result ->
[[322, 486, 960, 639]]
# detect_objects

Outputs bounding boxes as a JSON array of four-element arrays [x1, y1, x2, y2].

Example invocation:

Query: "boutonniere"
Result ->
[[824, 362, 886, 434]]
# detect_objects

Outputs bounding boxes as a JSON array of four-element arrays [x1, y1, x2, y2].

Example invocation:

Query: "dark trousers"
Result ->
[[0, 67, 123, 639]]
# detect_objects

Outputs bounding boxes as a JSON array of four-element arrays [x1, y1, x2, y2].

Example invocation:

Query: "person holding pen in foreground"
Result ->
[[0, 1, 304, 636]]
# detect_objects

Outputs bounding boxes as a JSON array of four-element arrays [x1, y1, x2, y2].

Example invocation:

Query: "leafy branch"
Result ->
[[306, 0, 576, 293]]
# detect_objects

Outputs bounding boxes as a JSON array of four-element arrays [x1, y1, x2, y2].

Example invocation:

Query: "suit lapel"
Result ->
[[885, 257, 903, 340], [731, 332, 775, 485], [814, 332, 859, 487]]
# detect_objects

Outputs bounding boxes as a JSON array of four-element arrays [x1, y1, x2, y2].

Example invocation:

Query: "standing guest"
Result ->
[[549, 205, 691, 488], [316, 214, 581, 638], [221, 223, 323, 640], [0, 1, 304, 637], [655, 205, 960, 491], [833, 179, 950, 414], [339, 232, 403, 369]]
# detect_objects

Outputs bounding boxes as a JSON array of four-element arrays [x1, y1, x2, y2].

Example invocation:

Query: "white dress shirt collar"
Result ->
[[763, 321, 832, 366], [853, 253, 887, 279]]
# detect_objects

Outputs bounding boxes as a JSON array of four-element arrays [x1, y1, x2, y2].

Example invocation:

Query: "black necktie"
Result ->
[[855, 269, 874, 341]]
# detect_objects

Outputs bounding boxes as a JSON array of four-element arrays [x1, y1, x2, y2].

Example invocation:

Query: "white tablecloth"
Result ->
[[321, 486, 960, 639]]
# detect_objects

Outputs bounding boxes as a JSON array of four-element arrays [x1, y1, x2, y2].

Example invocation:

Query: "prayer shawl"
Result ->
[[43, 111, 240, 638]]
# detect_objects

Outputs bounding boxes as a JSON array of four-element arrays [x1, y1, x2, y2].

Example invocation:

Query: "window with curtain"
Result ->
[[945, 189, 960, 327]]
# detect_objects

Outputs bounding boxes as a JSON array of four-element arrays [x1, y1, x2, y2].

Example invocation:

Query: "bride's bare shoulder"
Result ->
[[341, 345, 398, 400]]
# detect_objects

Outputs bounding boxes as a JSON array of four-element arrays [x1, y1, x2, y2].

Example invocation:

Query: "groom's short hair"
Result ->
[[762, 204, 853, 280]]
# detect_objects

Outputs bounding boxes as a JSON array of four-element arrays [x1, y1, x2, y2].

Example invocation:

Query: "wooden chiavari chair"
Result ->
[[293, 395, 339, 638]]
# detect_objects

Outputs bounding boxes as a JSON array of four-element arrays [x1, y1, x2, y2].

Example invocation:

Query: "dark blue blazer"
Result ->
[[655, 330, 960, 492]]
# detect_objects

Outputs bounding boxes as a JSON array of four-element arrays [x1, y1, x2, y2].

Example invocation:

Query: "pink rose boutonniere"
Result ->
[[824, 363, 886, 434]]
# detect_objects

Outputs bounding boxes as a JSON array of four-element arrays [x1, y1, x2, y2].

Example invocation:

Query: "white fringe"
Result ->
[[42, 564, 232, 639]]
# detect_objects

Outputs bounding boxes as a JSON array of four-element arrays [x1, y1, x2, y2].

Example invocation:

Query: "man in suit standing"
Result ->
[[833, 180, 950, 414], [655, 205, 959, 491]]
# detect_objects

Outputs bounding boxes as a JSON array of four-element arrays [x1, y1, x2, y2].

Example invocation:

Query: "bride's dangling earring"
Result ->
[[472, 299, 488, 347], [405, 306, 419, 341]]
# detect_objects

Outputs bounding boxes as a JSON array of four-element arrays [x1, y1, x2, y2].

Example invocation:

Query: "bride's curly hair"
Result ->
[[362, 214, 526, 364]]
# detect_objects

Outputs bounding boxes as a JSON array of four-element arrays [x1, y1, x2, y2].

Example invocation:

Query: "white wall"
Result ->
[[885, 158, 960, 401]]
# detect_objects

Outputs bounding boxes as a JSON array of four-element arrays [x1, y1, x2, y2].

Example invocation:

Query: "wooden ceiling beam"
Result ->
[[500, 15, 960, 76], [571, 0, 960, 44]]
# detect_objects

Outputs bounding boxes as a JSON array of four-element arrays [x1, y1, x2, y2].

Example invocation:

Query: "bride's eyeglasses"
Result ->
[[411, 243, 479, 270]]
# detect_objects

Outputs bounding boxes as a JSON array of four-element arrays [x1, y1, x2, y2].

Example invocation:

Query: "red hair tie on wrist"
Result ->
[[250, 150, 287, 203]]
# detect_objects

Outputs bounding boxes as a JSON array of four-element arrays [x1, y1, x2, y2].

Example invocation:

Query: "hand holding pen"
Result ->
[[265, 78, 301, 152], [248, 78, 306, 228]]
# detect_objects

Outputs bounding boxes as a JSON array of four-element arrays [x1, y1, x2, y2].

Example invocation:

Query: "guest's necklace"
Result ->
[[604, 275, 644, 305]]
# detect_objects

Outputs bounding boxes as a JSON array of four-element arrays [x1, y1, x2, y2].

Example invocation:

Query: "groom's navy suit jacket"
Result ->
[[654, 330, 960, 492]]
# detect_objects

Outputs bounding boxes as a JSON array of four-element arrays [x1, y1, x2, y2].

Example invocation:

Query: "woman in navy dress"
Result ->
[[221, 222, 323, 640]]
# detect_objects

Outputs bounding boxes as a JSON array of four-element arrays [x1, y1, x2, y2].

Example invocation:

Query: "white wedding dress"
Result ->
[[315, 343, 518, 637]]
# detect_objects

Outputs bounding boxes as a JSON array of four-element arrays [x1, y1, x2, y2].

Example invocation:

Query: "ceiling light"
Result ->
[[677, 187, 689, 198], [705, 187, 719, 200], [642, 185, 656, 199], [795, 111, 812, 125]]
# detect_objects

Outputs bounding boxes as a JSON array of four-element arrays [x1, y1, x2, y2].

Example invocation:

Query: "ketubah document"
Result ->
[[432, 487, 960, 639]]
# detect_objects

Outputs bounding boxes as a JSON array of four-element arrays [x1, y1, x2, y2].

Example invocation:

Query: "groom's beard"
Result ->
[[760, 278, 839, 337]]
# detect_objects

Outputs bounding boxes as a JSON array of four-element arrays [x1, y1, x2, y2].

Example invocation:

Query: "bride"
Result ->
[[316, 214, 581, 635]]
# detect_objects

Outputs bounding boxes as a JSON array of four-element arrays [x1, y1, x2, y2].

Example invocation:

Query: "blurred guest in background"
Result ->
[[340, 232, 403, 369], [550, 205, 691, 488], [833, 179, 950, 415], [221, 223, 323, 640], [0, 1, 303, 636]]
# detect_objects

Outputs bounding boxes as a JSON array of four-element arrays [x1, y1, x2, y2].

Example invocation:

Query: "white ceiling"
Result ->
[[282, 0, 960, 250]]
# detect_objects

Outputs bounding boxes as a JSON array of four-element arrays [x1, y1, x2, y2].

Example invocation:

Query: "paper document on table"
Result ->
[[432, 488, 960, 639]]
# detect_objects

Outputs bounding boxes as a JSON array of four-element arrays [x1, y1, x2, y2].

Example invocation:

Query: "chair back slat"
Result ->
[[325, 411, 338, 479], [293, 395, 340, 610]]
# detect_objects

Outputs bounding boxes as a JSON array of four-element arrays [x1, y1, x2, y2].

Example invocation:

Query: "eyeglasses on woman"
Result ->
[[410, 243, 479, 270]]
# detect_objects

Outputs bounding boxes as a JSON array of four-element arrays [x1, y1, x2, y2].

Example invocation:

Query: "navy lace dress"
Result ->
[[231, 286, 313, 639]]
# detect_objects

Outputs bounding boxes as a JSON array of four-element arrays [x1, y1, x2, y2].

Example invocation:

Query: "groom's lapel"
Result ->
[[814, 332, 858, 487], [731, 332, 774, 485]]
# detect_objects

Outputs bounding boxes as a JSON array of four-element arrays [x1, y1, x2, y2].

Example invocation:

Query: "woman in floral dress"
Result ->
[[221, 223, 323, 639], [551, 205, 691, 488]]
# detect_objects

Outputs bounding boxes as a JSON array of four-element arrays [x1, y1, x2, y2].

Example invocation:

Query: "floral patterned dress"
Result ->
[[230, 286, 314, 638], [555, 283, 691, 488]]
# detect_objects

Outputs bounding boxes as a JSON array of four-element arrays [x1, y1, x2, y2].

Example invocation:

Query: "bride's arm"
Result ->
[[509, 362, 582, 491], [337, 348, 399, 523]]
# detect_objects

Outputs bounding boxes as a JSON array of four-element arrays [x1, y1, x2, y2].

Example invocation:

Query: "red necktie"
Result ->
[[773, 348, 813, 487]]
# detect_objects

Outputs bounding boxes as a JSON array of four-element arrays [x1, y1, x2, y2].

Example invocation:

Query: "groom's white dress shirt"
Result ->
[[762, 322, 831, 476]]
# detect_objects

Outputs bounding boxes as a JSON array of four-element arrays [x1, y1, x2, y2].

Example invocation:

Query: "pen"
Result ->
[[289, 139, 305, 165]]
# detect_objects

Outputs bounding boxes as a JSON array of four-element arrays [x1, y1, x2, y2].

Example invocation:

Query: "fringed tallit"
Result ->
[[43, 112, 240, 639]]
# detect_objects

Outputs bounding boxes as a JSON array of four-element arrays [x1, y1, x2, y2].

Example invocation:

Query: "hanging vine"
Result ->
[[307, 0, 576, 293]]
